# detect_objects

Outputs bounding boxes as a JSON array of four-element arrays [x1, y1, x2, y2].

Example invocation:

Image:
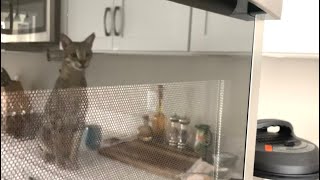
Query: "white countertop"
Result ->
[[1, 133, 168, 180]]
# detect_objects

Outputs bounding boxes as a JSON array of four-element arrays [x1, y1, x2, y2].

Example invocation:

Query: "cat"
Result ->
[[38, 33, 95, 169]]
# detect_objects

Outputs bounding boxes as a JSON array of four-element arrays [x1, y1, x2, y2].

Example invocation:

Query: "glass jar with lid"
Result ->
[[177, 116, 191, 149], [167, 114, 180, 146], [137, 115, 153, 142]]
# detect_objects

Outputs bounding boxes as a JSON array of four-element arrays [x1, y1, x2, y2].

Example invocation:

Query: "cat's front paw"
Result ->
[[70, 156, 81, 170], [43, 153, 55, 163], [56, 159, 67, 170], [67, 161, 80, 171]]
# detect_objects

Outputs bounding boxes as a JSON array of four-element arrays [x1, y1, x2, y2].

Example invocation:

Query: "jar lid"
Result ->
[[179, 117, 190, 125], [195, 124, 210, 130], [170, 114, 180, 122]]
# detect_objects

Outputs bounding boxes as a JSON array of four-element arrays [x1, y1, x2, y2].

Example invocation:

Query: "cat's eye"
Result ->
[[51, 122, 57, 130], [71, 53, 77, 58]]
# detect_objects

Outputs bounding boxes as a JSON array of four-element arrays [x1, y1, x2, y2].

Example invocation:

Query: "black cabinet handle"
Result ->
[[113, 6, 121, 36], [103, 7, 111, 36]]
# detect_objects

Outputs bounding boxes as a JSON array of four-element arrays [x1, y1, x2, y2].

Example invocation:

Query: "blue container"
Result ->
[[84, 125, 102, 150]]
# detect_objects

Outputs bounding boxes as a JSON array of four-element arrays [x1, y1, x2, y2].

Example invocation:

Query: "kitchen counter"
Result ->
[[1, 133, 168, 180]]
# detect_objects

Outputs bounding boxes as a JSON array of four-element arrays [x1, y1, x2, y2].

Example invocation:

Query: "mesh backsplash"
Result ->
[[1, 81, 230, 180]]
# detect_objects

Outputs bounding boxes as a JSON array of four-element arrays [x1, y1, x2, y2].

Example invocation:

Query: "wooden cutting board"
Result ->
[[98, 139, 200, 179]]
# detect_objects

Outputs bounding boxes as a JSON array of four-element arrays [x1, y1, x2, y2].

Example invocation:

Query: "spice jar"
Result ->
[[167, 114, 180, 146], [177, 116, 190, 149], [138, 115, 153, 142], [194, 124, 212, 159]]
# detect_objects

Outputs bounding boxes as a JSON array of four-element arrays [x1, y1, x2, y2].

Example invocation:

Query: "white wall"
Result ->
[[262, 0, 319, 54], [258, 57, 319, 146], [1, 52, 251, 89]]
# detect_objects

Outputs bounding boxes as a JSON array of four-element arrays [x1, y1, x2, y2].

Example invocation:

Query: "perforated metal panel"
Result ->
[[1, 81, 240, 180]]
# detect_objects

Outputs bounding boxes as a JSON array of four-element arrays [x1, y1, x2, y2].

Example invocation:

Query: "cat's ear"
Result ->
[[60, 34, 72, 49], [84, 33, 95, 48]]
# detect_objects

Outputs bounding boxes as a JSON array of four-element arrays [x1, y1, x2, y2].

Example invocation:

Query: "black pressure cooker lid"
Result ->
[[254, 119, 319, 179]]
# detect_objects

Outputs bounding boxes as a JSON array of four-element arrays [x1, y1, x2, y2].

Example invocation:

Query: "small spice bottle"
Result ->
[[177, 116, 191, 149], [138, 115, 153, 142], [167, 114, 180, 146]]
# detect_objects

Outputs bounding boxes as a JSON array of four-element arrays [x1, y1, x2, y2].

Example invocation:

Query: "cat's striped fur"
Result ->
[[38, 33, 95, 169]]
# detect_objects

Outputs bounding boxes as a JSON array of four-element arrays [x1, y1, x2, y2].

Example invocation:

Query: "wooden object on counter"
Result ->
[[1, 113, 42, 139], [98, 139, 201, 179], [1, 80, 32, 138], [1, 80, 31, 115]]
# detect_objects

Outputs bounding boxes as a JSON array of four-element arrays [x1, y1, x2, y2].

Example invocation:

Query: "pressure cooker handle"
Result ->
[[257, 119, 294, 135]]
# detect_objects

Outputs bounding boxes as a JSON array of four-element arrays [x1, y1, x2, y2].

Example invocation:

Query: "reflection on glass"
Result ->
[[1, 0, 46, 34], [13, 0, 21, 22], [13, 14, 20, 22], [4, 14, 10, 26]]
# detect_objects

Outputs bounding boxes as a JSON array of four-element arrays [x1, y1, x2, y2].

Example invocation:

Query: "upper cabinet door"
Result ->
[[190, 8, 255, 53], [262, 0, 319, 54], [112, 0, 190, 52], [65, 0, 114, 51]]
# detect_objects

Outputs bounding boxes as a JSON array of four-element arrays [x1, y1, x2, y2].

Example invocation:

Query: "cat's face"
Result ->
[[60, 33, 95, 71]]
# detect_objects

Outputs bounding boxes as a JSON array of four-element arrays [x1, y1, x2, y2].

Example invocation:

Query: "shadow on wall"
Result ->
[[1, 52, 60, 90]]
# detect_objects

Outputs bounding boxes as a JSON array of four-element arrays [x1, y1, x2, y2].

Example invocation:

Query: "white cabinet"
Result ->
[[63, 1, 260, 53], [112, 0, 190, 51], [190, 8, 255, 53], [63, 0, 190, 52], [262, 0, 319, 54], [65, 0, 114, 51]]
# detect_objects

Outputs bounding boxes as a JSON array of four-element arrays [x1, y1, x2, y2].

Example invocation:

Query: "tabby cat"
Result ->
[[38, 33, 95, 169]]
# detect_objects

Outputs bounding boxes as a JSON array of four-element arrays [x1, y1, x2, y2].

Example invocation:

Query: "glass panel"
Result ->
[[1, 1, 256, 180], [1, 56, 254, 180], [1, 0, 46, 35], [2, 81, 228, 179]]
